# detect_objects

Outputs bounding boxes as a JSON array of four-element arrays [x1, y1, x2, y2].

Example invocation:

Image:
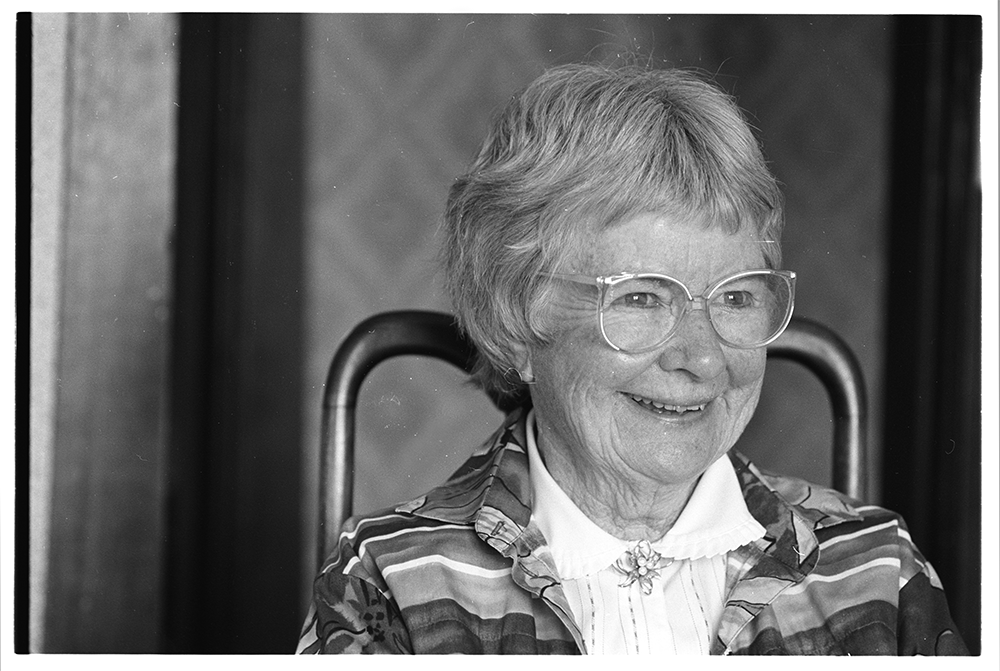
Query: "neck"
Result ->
[[536, 433, 700, 541]]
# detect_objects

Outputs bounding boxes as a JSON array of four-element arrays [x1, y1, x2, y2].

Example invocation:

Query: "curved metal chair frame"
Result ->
[[318, 310, 868, 567]]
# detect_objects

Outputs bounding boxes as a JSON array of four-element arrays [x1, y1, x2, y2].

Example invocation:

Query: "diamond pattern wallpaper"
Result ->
[[301, 14, 891, 579]]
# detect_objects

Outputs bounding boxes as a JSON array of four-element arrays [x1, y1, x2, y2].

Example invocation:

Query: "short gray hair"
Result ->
[[441, 63, 785, 403]]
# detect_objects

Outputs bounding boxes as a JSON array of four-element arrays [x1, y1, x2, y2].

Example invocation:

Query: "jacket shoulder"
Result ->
[[745, 461, 865, 526], [751, 466, 957, 615]]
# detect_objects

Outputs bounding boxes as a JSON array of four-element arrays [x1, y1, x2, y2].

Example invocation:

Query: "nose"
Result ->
[[656, 305, 726, 379]]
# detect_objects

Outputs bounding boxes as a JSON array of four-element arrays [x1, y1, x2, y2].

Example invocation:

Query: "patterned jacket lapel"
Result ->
[[713, 452, 863, 654], [397, 407, 585, 650]]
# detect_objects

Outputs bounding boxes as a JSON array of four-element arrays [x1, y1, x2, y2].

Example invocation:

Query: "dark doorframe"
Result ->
[[166, 13, 305, 653], [881, 15, 982, 654], [15, 10, 33, 655]]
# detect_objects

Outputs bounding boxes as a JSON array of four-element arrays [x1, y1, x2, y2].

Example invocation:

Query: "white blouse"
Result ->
[[525, 410, 765, 654]]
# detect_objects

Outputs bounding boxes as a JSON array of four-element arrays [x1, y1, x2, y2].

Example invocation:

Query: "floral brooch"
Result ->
[[613, 539, 668, 595]]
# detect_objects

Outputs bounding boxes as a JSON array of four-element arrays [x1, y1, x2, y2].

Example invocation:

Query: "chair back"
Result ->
[[317, 310, 868, 567]]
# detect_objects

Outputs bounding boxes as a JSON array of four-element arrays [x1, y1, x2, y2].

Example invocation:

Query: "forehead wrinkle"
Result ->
[[564, 210, 768, 285]]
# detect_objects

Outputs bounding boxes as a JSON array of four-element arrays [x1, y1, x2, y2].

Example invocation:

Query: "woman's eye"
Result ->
[[616, 292, 661, 309], [720, 290, 754, 308]]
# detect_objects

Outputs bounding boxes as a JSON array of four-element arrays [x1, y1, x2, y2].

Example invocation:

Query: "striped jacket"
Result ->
[[297, 407, 968, 655]]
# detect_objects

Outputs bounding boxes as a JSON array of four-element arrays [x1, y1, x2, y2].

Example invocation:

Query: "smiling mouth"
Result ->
[[626, 393, 709, 415]]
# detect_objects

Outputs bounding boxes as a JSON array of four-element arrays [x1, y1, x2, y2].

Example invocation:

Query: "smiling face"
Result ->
[[520, 212, 768, 509]]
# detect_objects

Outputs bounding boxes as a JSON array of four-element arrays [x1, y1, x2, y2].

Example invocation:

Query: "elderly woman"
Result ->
[[297, 64, 967, 655]]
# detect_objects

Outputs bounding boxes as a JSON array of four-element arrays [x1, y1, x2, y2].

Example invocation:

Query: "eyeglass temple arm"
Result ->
[[769, 316, 868, 501], [545, 272, 605, 286]]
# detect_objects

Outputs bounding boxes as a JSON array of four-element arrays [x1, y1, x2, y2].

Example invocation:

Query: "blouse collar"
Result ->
[[525, 409, 766, 579]]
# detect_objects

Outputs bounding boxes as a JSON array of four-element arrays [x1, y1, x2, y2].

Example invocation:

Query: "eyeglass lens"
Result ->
[[601, 272, 793, 351]]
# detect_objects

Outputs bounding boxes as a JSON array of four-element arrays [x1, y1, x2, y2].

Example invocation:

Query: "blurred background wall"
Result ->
[[22, 12, 983, 654]]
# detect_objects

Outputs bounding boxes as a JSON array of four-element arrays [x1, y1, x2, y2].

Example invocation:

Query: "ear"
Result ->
[[508, 341, 534, 383]]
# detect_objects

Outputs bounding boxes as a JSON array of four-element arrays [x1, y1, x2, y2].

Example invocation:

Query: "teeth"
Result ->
[[628, 394, 707, 413]]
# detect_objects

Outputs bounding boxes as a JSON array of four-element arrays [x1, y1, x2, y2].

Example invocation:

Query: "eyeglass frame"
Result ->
[[545, 268, 797, 353]]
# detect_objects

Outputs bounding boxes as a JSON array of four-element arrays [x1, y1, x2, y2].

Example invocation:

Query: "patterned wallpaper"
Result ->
[[300, 14, 891, 577]]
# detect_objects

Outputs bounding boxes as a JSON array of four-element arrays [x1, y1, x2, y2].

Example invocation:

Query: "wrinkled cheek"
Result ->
[[734, 376, 764, 426], [730, 352, 767, 400], [721, 356, 767, 444]]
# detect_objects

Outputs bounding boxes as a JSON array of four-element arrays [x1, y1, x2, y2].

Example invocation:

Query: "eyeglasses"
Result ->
[[547, 269, 796, 353]]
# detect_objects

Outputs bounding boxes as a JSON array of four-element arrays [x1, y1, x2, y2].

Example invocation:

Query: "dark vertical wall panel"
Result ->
[[18, 10, 35, 654], [167, 14, 304, 653], [881, 15, 982, 654], [165, 13, 218, 652], [43, 13, 177, 652], [211, 14, 305, 652]]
